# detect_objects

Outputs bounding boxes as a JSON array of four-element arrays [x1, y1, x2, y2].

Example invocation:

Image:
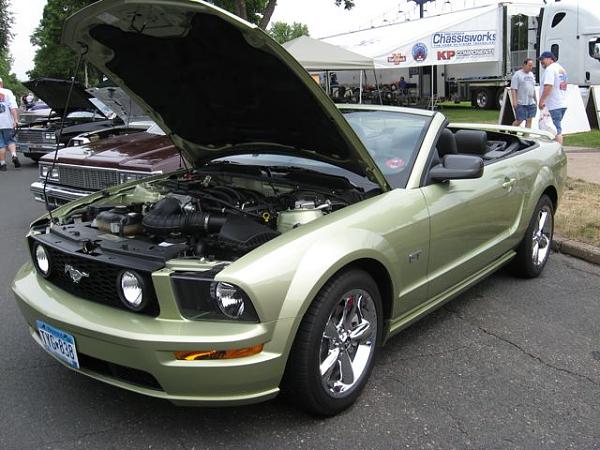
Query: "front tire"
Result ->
[[282, 269, 382, 416], [511, 195, 554, 278]]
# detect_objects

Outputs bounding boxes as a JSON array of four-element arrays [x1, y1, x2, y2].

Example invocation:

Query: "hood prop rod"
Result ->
[[43, 44, 88, 222]]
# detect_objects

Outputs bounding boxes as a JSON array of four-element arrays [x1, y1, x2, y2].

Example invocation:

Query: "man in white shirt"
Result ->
[[0, 77, 20, 171], [538, 51, 568, 144]]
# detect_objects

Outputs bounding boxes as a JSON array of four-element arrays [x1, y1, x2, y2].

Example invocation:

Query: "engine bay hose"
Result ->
[[142, 197, 227, 235]]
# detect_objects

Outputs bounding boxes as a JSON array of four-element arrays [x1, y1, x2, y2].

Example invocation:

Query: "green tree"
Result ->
[[268, 21, 310, 44], [0, 0, 24, 95], [208, 0, 354, 29], [28, 0, 100, 84]]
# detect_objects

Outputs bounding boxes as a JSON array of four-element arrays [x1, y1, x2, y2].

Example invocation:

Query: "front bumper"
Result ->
[[31, 181, 92, 208], [18, 143, 64, 157], [12, 263, 293, 406]]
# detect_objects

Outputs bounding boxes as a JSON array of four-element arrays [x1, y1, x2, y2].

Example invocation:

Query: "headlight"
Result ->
[[118, 270, 146, 311], [212, 282, 246, 319], [40, 165, 59, 181], [119, 172, 146, 184], [170, 273, 259, 322], [33, 243, 51, 277], [44, 133, 56, 141]]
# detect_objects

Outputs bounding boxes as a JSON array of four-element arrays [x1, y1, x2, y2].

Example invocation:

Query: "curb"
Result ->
[[552, 235, 600, 265], [563, 146, 600, 154]]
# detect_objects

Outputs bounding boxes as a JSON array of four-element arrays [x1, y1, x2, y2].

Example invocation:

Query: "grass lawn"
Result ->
[[438, 106, 499, 124], [564, 130, 600, 149], [555, 178, 600, 247]]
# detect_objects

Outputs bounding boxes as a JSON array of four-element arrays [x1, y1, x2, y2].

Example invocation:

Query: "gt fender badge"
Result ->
[[64, 264, 89, 284], [408, 250, 422, 263]]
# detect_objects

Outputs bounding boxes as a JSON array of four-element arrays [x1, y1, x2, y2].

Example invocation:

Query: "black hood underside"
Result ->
[[88, 13, 363, 174]]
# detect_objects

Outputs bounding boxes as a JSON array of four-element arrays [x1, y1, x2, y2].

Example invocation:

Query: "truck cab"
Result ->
[[539, 0, 600, 86]]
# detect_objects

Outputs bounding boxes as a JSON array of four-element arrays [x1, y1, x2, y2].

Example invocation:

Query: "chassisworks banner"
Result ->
[[431, 30, 497, 48], [323, 4, 503, 68]]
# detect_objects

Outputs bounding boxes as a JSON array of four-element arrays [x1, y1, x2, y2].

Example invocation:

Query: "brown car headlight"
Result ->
[[171, 272, 259, 322]]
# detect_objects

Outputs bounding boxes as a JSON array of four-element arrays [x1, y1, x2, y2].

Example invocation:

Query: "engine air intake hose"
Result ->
[[142, 197, 227, 236]]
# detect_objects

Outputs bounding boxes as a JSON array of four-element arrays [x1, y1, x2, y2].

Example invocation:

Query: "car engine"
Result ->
[[40, 169, 365, 263]]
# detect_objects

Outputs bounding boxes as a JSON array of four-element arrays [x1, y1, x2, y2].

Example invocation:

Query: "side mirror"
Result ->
[[429, 154, 484, 182]]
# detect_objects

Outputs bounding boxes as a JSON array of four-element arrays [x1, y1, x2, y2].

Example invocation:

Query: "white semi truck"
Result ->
[[448, 0, 600, 109]]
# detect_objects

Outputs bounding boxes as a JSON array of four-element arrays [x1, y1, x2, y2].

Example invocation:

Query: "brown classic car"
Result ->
[[31, 128, 183, 208]]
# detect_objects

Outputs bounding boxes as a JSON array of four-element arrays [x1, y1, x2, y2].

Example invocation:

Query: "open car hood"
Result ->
[[23, 78, 107, 117], [87, 86, 151, 124], [61, 0, 388, 189]]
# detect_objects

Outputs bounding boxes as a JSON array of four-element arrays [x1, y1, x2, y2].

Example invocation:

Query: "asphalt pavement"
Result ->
[[1, 163, 599, 450]]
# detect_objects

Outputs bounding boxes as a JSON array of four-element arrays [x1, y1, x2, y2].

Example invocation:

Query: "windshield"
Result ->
[[211, 154, 379, 192], [342, 110, 430, 188]]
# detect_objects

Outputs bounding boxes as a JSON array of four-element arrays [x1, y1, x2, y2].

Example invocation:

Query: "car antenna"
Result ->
[[43, 44, 88, 223]]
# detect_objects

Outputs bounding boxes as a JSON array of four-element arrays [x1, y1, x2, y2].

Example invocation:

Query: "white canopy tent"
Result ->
[[282, 35, 375, 71], [282, 35, 380, 104]]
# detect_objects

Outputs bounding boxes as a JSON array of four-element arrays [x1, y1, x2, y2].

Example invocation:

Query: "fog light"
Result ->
[[33, 243, 50, 276], [174, 344, 264, 361], [118, 271, 145, 310]]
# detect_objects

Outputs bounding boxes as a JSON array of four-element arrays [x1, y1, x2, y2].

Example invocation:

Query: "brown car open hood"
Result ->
[[40, 132, 177, 172], [61, 0, 389, 190]]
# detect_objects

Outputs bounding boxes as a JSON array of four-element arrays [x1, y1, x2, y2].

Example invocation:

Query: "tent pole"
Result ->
[[374, 69, 383, 105], [359, 70, 363, 104], [431, 65, 434, 110]]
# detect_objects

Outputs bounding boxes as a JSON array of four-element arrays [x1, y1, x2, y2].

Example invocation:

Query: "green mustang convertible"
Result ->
[[13, 0, 566, 416]]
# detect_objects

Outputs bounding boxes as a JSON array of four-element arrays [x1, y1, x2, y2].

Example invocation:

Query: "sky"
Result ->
[[9, 0, 543, 81]]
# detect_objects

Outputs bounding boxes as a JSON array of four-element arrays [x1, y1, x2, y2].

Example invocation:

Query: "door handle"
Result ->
[[502, 177, 517, 189]]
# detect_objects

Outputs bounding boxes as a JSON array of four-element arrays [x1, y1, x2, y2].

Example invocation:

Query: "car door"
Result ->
[[420, 147, 524, 298]]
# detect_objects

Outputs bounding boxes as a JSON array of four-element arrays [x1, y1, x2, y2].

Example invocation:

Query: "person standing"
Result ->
[[511, 58, 537, 128], [0, 76, 20, 171], [538, 51, 568, 144]]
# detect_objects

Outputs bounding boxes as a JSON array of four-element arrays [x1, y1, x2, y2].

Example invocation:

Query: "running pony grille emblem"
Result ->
[[64, 264, 89, 284]]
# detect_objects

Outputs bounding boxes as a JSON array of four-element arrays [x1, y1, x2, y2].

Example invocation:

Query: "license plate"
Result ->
[[18, 143, 29, 152], [36, 320, 80, 369]]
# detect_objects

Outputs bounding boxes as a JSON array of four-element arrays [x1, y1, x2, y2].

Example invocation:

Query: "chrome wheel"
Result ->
[[319, 289, 377, 397], [532, 205, 553, 266]]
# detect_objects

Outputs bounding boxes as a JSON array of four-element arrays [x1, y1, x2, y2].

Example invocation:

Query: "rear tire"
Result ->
[[473, 88, 496, 110], [511, 195, 554, 278], [282, 269, 382, 416], [496, 88, 505, 110]]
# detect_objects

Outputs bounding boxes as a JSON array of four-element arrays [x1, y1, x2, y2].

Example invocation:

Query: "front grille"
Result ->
[[58, 166, 120, 191], [40, 244, 160, 317], [17, 129, 55, 145], [78, 353, 163, 391]]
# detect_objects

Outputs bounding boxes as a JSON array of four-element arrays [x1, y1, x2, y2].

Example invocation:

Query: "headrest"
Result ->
[[437, 128, 457, 157], [454, 130, 488, 155]]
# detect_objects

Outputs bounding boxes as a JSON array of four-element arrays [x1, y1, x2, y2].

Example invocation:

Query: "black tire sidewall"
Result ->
[[286, 269, 383, 416], [515, 195, 554, 277]]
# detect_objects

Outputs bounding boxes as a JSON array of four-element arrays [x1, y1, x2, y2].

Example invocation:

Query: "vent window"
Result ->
[[551, 12, 566, 28]]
